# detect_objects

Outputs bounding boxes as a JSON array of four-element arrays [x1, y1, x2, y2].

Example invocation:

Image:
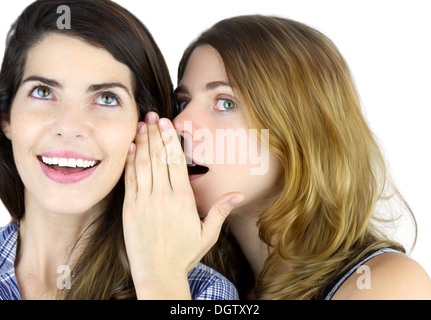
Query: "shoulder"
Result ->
[[0, 223, 20, 300], [332, 251, 431, 299], [188, 263, 239, 300], [0, 223, 19, 268], [0, 223, 18, 246]]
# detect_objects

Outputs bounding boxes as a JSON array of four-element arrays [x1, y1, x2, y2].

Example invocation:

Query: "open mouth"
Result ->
[[187, 163, 209, 176], [181, 136, 209, 179]]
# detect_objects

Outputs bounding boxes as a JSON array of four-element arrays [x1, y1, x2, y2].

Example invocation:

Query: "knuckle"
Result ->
[[135, 157, 151, 170], [218, 205, 231, 219], [124, 172, 136, 186], [151, 148, 167, 163], [122, 202, 136, 214], [151, 189, 170, 202], [167, 151, 185, 165], [173, 189, 195, 204]]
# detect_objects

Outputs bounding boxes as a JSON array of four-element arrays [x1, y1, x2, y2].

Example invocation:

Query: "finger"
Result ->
[[201, 192, 244, 246], [134, 121, 153, 195], [146, 112, 170, 191], [124, 142, 137, 202], [158, 118, 190, 192]]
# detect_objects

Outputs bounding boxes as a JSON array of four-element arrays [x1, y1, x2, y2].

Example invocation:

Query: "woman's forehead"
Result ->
[[23, 33, 133, 91]]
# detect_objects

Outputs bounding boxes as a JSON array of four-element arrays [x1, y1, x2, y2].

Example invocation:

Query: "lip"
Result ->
[[38, 150, 101, 184], [188, 173, 206, 182], [39, 150, 99, 161]]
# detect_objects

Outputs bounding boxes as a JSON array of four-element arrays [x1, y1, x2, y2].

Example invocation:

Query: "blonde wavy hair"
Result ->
[[178, 15, 416, 299]]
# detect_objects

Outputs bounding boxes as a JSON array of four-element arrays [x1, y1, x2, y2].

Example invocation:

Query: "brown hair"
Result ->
[[0, 0, 175, 299], [178, 15, 416, 299]]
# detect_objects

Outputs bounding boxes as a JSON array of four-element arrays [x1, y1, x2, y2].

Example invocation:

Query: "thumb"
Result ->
[[201, 192, 244, 245]]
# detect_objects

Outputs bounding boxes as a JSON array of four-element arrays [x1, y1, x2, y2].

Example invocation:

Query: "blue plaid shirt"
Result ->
[[0, 223, 238, 300]]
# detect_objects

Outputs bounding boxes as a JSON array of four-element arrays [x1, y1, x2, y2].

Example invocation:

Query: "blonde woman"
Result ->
[[141, 15, 431, 299]]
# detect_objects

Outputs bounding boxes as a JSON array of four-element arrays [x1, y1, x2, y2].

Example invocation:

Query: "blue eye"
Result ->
[[214, 99, 236, 111], [31, 86, 53, 99], [94, 93, 119, 107]]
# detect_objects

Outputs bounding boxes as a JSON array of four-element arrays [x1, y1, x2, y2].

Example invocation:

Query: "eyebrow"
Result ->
[[21, 76, 132, 98], [88, 83, 132, 98], [22, 76, 62, 89], [205, 81, 231, 91], [174, 81, 231, 96]]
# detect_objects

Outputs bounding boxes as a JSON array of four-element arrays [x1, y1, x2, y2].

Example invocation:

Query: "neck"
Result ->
[[15, 192, 102, 299], [227, 211, 269, 287], [18, 209, 97, 266]]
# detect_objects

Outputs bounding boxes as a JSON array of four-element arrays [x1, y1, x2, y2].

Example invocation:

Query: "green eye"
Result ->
[[215, 98, 236, 111], [222, 99, 235, 110], [94, 93, 119, 107], [34, 86, 51, 98], [101, 94, 114, 104]]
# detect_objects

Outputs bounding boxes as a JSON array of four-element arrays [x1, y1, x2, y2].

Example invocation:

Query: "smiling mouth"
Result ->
[[38, 156, 101, 174]]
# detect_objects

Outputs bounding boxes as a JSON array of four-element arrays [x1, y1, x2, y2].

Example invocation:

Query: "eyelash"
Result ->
[[28, 85, 54, 100], [176, 99, 189, 112], [214, 97, 237, 112], [93, 91, 122, 108], [176, 96, 237, 113], [27, 85, 122, 108]]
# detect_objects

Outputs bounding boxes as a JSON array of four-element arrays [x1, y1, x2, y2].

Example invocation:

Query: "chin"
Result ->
[[195, 191, 222, 220], [34, 191, 104, 217], [197, 205, 208, 220], [45, 203, 96, 216], [196, 199, 211, 220]]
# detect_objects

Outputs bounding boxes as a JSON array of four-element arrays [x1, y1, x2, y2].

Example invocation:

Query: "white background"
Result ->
[[0, 1, 430, 276]]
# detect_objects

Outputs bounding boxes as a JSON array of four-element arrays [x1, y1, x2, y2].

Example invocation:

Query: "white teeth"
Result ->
[[41, 156, 97, 168], [59, 158, 68, 167], [67, 158, 76, 168]]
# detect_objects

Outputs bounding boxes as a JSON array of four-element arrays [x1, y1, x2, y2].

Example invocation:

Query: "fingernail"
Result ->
[[159, 118, 170, 131], [229, 195, 244, 206], [128, 143, 135, 154], [137, 122, 145, 133], [146, 112, 158, 124], [139, 123, 147, 134]]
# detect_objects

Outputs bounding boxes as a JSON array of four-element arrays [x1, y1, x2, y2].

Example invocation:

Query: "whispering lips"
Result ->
[[182, 135, 209, 180], [37, 150, 101, 184], [187, 161, 209, 181]]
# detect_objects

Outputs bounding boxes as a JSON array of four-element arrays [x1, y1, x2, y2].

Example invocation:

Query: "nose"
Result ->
[[173, 101, 203, 137], [173, 101, 204, 162], [52, 102, 90, 140]]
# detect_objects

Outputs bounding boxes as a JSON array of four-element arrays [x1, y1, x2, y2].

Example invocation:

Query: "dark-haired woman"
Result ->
[[0, 0, 238, 300]]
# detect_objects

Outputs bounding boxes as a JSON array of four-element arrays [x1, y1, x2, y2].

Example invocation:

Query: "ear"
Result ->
[[1, 114, 11, 140]]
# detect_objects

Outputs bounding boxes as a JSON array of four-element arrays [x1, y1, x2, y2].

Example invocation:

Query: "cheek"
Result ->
[[193, 155, 282, 217], [193, 165, 249, 216], [9, 105, 35, 141], [8, 111, 42, 165], [101, 119, 137, 165]]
